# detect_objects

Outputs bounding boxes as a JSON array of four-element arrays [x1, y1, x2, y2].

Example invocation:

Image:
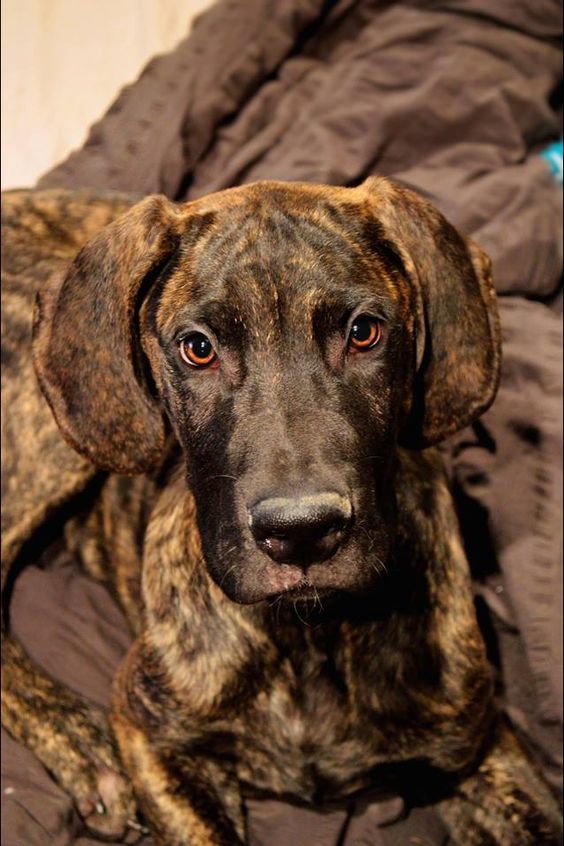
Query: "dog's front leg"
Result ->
[[1, 633, 137, 839], [112, 641, 245, 846], [112, 723, 245, 846], [437, 720, 562, 846]]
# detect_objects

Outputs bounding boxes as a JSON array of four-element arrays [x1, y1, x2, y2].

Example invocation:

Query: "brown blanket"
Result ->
[[3, 0, 562, 843]]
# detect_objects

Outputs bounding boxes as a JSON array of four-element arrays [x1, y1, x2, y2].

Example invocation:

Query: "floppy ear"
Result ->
[[32, 195, 184, 474], [362, 177, 501, 448]]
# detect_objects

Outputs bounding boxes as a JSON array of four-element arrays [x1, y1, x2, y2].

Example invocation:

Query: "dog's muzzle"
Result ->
[[248, 492, 353, 565]]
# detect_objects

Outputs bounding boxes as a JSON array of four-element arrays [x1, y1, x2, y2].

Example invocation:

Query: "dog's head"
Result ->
[[33, 179, 500, 604]]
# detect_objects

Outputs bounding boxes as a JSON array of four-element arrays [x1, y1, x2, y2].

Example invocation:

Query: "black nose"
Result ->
[[249, 493, 352, 564]]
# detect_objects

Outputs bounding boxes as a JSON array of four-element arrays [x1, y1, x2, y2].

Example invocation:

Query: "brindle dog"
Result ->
[[1, 180, 562, 845]]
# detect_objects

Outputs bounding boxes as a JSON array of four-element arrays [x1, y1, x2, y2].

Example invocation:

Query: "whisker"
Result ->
[[366, 555, 388, 577], [267, 594, 284, 626], [219, 561, 238, 587], [355, 519, 376, 553], [374, 554, 388, 575], [313, 586, 324, 613], [293, 599, 311, 627], [275, 596, 283, 626]]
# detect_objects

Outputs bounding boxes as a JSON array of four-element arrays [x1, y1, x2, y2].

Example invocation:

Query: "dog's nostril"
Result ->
[[249, 493, 352, 564]]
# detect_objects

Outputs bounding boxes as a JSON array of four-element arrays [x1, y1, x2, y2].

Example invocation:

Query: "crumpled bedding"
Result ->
[[3, 0, 562, 843]]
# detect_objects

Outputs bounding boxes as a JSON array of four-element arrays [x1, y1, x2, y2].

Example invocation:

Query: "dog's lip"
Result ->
[[279, 583, 334, 602], [258, 561, 344, 602], [261, 561, 305, 596]]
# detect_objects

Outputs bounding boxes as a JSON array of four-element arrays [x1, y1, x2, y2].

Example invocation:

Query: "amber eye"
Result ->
[[348, 315, 382, 351], [179, 333, 218, 368]]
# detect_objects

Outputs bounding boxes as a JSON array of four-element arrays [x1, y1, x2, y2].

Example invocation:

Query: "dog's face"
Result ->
[[141, 187, 415, 602], [33, 179, 500, 604]]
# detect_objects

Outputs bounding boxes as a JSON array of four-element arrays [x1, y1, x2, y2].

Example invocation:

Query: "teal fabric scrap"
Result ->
[[540, 139, 563, 184]]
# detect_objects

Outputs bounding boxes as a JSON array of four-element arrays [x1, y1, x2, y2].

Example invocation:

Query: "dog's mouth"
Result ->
[[252, 552, 369, 604], [210, 505, 389, 605], [279, 582, 335, 602], [260, 560, 310, 598]]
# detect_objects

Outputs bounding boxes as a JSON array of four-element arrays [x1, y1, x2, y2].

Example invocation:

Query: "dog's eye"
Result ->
[[348, 315, 382, 352], [179, 333, 218, 368]]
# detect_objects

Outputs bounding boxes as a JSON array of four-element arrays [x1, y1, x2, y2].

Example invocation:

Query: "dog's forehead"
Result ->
[[154, 182, 410, 335]]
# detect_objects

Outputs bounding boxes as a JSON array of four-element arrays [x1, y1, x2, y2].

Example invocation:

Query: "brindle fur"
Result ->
[[1, 181, 561, 845]]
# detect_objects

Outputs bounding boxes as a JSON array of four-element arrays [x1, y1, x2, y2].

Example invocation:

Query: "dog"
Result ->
[[1, 179, 562, 845]]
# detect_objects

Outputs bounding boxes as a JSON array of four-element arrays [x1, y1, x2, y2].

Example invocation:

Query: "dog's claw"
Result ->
[[127, 817, 149, 833]]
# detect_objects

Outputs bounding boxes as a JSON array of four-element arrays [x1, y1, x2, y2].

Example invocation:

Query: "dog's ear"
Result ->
[[33, 195, 184, 474], [362, 177, 501, 447]]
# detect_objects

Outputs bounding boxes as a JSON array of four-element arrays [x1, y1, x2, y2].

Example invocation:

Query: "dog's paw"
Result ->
[[59, 729, 143, 841], [27, 696, 142, 841], [438, 792, 562, 846], [437, 724, 563, 846], [75, 765, 142, 841]]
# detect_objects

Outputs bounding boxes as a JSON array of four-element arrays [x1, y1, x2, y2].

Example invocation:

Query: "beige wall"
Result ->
[[1, 0, 214, 189]]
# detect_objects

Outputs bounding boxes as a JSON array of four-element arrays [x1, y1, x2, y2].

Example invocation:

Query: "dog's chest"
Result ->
[[234, 627, 379, 802]]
